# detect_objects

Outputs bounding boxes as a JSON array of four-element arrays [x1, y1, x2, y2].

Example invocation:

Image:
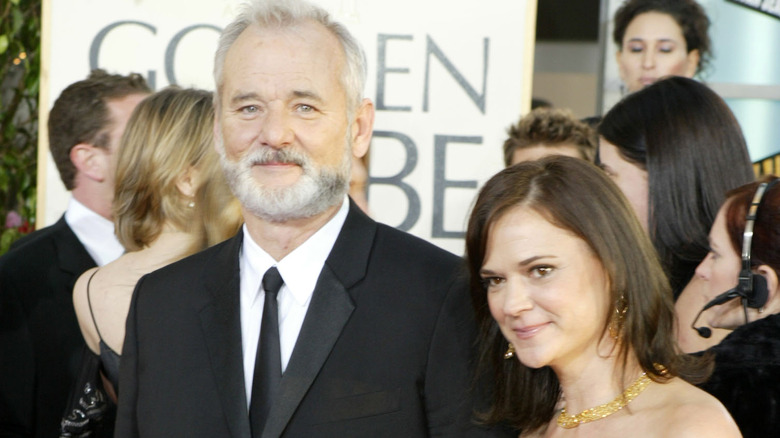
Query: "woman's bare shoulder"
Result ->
[[664, 402, 740, 437], [73, 266, 99, 299], [72, 266, 101, 352], [657, 378, 740, 437]]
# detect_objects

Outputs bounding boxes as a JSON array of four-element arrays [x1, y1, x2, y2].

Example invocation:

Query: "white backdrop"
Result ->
[[39, 0, 536, 254]]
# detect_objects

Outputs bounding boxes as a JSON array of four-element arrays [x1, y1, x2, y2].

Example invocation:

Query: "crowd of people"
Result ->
[[0, 0, 775, 437]]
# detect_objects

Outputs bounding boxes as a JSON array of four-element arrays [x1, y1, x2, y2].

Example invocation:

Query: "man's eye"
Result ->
[[297, 104, 314, 113], [241, 105, 259, 114]]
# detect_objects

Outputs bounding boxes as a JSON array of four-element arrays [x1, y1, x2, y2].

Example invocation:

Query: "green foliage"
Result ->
[[1, 0, 41, 255]]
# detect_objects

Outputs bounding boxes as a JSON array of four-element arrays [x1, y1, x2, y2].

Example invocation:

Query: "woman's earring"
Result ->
[[504, 343, 515, 360], [609, 296, 628, 340]]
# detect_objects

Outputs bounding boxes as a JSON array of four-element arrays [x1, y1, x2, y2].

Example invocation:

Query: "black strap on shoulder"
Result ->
[[85, 269, 106, 342]]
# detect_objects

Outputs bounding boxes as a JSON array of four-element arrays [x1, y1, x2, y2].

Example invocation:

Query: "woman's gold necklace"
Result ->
[[556, 371, 652, 429]]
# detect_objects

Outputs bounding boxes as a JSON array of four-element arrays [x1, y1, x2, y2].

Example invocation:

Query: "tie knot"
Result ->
[[262, 267, 284, 298]]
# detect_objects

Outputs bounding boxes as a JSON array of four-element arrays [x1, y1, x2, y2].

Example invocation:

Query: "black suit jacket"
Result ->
[[0, 217, 95, 437], [116, 203, 509, 437]]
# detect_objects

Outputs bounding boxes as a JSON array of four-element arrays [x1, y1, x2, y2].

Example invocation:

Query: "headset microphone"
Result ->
[[690, 179, 777, 339], [691, 288, 741, 338], [694, 326, 711, 339]]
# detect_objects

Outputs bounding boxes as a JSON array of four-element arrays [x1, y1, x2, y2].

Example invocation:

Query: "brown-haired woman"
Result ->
[[465, 156, 738, 437]]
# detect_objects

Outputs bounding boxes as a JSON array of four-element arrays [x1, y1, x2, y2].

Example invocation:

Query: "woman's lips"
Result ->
[[640, 77, 656, 86], [513, 322, 549, 340]]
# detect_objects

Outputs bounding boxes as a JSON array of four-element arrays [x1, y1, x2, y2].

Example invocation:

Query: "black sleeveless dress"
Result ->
[[85, 269, 121, 391]]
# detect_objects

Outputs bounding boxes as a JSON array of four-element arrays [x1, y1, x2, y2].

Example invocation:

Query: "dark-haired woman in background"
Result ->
[[693, 176, 780, 437], [597, 76, 754, 353], [613, 0, 711, 93], [465, 156, 738, 437]]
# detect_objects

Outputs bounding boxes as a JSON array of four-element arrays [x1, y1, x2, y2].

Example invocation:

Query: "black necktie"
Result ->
[[250, 267, 284, 437]]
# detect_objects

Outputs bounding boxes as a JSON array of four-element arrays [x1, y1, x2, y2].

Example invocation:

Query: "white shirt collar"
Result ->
[[64, 197, 124, 266], [240, 197, 350, 306]]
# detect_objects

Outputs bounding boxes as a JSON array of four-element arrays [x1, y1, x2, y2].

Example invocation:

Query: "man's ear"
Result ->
[[70, 143, 109, 182], [350, 98, 374, 159]]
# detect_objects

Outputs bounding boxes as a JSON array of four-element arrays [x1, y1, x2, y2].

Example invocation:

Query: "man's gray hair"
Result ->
[[214, 0, 367, 111]]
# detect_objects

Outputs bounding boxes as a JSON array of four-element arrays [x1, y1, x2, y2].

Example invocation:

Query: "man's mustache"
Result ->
[[245, 147, 308, 168]]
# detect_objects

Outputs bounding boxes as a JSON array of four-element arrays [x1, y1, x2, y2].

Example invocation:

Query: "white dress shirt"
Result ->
[[240, 197, 349, 406], [64, 197, 124, 266]]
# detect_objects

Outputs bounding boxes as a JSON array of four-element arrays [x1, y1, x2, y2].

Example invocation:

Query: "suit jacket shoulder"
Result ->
[[133, 231, 240, 307], [1, 216, 93, 272], [326, 203, 465, 294], [0, 216, 97, 437], [0, 215, 96, 303]]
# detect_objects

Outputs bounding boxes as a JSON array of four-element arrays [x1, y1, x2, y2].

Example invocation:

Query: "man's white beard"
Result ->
[[217, 138, 352, 223]]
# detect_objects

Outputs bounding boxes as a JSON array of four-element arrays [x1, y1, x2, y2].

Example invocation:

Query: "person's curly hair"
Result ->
[[503, 107, 596, 166]]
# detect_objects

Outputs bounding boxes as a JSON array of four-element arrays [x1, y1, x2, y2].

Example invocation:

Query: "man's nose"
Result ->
[[259, 107, 293, 149]]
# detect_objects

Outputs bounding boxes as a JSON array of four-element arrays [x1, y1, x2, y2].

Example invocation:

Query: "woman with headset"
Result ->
[[693, 176, 780, 438]]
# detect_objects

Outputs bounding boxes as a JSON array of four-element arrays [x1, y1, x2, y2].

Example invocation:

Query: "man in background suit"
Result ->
[[0, 70, 149, 437], [115, 1, 510, 437]]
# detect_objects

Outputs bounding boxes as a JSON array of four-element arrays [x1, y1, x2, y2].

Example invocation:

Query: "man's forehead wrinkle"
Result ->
[[230, 91, 260, 103], [291, 89, 322, 101]]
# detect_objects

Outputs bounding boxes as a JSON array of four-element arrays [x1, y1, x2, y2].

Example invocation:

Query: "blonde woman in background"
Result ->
[[72, 87, 242, 401]]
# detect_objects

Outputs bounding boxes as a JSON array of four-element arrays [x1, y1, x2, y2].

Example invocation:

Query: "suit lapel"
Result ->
[[262, 200, 376, 437], [199, 232, 252, 438]]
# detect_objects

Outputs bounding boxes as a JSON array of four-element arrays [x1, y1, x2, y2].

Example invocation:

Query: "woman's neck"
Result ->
[[131, 227, 201, 269], [553, 350, 641, 416]]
